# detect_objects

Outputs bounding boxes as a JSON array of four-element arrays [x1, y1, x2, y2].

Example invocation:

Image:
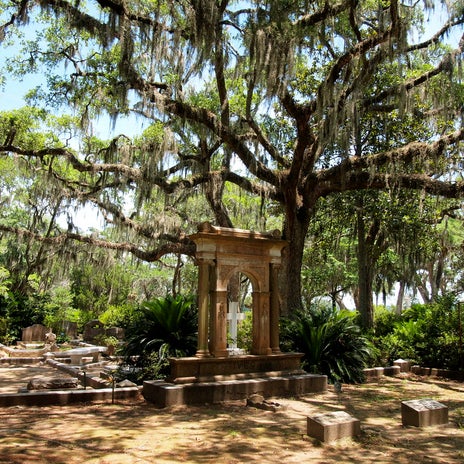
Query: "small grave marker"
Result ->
[[401, 399, 448, 427], [307, 410, 360, 442]]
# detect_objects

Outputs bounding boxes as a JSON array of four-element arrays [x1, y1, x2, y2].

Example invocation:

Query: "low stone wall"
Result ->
[[363, 365, 401, 380], [410, 366, 464, 381], [0, 387, 140, 407], [363, 359, 464, 382], [0, 343, 49, 358], [45, 358, 112, 390], [0, 357, 45, 365]]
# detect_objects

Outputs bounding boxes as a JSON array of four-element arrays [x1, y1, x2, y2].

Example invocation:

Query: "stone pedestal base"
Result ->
[[143, 373, 327, 408], [307, 411, 360, 442], [401, 399, 448, 427], [167, 353, 305, 383]]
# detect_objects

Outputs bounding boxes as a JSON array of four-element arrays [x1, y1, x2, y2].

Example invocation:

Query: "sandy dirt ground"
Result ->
[[0, 366, 463, 464]]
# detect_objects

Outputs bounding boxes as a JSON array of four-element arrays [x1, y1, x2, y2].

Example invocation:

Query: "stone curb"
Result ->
[[0, 386, 141, 407]]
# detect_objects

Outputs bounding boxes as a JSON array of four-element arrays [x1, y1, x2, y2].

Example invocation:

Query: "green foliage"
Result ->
[[0, 108, 50, 149], [371, 296, 464, 370], [367, 306, 403, 365], [301, 195, 357, 307], [0, 265, 10, 297], [235, 310, 253, 353], [99, 303, 140, 329], [116, 350, 170, 385], [121, 295, 198, 380], [373, 306, 401, 337], [0, 292, 49, 342], [281, 304, 374, 383], [1, 1, 463, 336], [94, 333, 119, 349], [42, 286, 78, 334]]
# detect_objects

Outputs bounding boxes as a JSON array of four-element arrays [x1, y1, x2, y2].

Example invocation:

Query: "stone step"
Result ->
[[143, 373, 327, 408]]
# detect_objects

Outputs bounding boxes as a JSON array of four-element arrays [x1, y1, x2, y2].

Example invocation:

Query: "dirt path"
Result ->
[[0, 373, 463, 464]]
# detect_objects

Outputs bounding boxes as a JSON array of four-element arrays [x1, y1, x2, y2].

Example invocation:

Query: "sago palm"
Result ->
[[282, 305, 373, 383], [123, 294, 198, 361]]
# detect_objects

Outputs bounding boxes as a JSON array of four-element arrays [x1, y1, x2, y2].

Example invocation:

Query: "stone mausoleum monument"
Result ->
[[143, 223, 327, 407]]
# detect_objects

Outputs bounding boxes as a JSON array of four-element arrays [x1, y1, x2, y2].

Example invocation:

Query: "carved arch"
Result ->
[[189, 223, 287, 357]]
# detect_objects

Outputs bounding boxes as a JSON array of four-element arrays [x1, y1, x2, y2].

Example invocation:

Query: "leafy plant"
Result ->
[[121, 295, 198, 381], [235, 310, 253, 353], [281, 304, 374, 383], [369, 295, 464, 370]]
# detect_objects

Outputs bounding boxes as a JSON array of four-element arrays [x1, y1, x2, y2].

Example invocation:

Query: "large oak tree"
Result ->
[[1, 1, 464, 326]]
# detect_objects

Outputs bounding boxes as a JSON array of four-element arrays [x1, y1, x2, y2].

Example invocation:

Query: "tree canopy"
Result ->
[[1, 0, 464, 325]]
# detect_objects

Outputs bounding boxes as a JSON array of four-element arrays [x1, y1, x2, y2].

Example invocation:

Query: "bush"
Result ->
[[367, 306, 403, 366], [99, 303, 140, 329], [120, 295, 198, 381], [0, 292, 49, 342], [115, 351, 170, 384], [235, 310, 252, 352], [370, 295, 464, 371], [281, 304, 374, 383]]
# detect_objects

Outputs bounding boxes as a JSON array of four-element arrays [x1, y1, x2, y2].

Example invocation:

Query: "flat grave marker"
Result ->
[[401, 399, 448, 427], [307, 410, 360, 442]]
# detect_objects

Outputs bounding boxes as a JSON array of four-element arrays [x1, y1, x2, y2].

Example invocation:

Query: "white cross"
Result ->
[[227, 301, 246, 349]]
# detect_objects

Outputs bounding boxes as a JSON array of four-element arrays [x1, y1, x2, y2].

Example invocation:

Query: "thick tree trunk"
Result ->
[[280, 207, 311, 317]]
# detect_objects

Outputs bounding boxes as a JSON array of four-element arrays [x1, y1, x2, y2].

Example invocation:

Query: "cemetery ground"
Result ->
[[0, 369, 463, 463]]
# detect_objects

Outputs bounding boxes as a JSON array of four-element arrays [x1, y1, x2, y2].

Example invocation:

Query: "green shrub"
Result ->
[[373, 306, 401, 337], [121, 295, 198, 380], [115, 350, 170, 384], [235, 310, 252, 352], [281, 304, 374, 383], [99, 303, 140, 329], [370, 295, 464, 371]]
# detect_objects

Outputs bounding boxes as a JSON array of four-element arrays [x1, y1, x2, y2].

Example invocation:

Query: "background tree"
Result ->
[[301, 194, 357, 310], [1, 1, 464, 328]]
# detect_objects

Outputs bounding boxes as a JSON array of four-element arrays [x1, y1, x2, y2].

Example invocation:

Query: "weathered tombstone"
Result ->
[[246, 393, 281, 412], [21, 324, 48, 342], [61, 321, 78, 339], [394, 359, 411, 372], [83, 320, 105, 343], [106, 326, 125, 340], [401, 399, 448, 427], [383, 365, 401, 376], [45, 330, 56, 344], [307, 411, 361, 442]]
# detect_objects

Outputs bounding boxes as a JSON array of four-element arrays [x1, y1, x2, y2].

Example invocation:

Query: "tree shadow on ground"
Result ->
[[0, 376, 463, 463]]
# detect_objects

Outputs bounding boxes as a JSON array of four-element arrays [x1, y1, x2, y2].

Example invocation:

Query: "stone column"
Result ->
[[195, 260, 211, 357], [270, 263, 281, 353], [209, 290, 229, 357], [251, 291, 272, 355]]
